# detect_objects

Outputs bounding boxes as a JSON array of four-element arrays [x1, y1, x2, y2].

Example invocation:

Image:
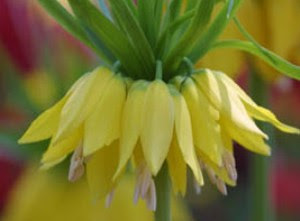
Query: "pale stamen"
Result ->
[[105, 189, 115, 208], [145, 179, 157, 211], [202, 159, 228, 195], [68, 145, 84, 182], [141, 170, 152, 198], [226, 163, 238, 181], [223, 151, 238, 181], [193, 178, 202, 195], [133, 164, 157, 211], [205, 166, 217, 185], [216, 178, 228, 196], [134, 172, 142, 204]]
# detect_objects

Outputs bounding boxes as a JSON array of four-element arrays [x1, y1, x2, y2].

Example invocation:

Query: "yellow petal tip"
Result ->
[[17, 132, 41, 144], [285, 127, 300, 135], [262, 146, 272, 156], [112, 166, 123, 181], [17, 136, 26, 144]]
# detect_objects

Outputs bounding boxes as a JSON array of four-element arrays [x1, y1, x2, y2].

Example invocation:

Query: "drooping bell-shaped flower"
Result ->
[[19, 0, 300, 212], [19, 66, 299, 209]]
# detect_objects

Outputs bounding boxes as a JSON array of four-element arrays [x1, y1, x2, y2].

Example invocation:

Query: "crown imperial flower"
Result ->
[[19, 66, 299, 209], [20, 0, 300, 214]]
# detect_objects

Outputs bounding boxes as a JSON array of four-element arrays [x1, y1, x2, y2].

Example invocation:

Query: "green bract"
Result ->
[[39, 0, 300, 80]]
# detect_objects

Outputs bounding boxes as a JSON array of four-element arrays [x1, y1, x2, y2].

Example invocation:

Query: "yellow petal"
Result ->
[[133, 141, 145, 168], [196, 148, 236, 186], [181, 78, 223, 166], [215, 71, 256, 106], [194, 70, 268, 138], [221, 117, 271, 156], [114, 81, 149, 180], [84, 74, 126, 156], [18, 96, 68, 144], [167, 137, 187, 195], [19, 73, 89, 144], [67, 72, 90, 95], [41, 126, 83, 164], [86, 141, 119, 200], [169, 85, 203, 186], [221, 128, 234, 153], [217, 72, 300, 134], [53, 67, 113, 143], [141, 80, 174, 175], [246, 105, 299, 134], [170, 75, 185, 90], [39, 156, 67, 170]]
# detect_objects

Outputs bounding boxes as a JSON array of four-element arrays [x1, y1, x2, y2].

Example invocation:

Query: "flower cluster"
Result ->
[[19, 66, 299, 210]]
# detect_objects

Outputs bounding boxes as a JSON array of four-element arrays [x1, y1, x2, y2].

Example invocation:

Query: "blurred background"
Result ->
[[0, 0, 299, 220]]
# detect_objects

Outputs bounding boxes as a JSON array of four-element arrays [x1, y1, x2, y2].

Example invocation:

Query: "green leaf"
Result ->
[[125, 0, 137, 16], [211, 40, 300, 80], [154, 0, 165, 40], [231, 17, 300, 80], [227, 0, 235, 18], [97, 0, 112, 19], [164, 0, 215, 78], [38, 0, 91, 49], [68, 0, 144, 78], [169, 0, 183, 20], [233, 17, 277, 67], [135, 0, 164, 48], [162, 0, 182, 29], [109, 0, 156, 78], [155, 0, 183, 59], [39, 0, 115, 63], [82, 25, 116, 63], [186, 0, 198, 11], [189, 0, 242, 62], [155, 9, 195, 59], [137, 0, 156, 47]]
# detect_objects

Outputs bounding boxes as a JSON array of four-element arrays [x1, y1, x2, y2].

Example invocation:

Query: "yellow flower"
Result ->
[[19, 66, 299, 208], [199, 0, 300, 80], [172, 69, 299, 192], [239, 0, 300, 62], [2, 168, 192, 221]]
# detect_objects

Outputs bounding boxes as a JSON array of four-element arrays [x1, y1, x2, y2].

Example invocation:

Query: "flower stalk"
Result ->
[[154, 163, 171, 221], [155, 60, 163, 80], [249, 68, 275, 221]]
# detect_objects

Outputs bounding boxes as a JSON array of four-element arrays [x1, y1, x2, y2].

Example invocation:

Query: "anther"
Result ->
[[216, 178, 228, 196], [194, 179, 202, 195], [145, 179, 157, 211], [133, 164, 156, 211], [68, 145, 84, 182], [105, 189, 115, 208]]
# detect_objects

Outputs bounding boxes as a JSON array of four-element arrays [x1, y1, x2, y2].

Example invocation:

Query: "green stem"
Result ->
[[183, 57, 194, 77], [155, 60, 163, 80], [154, 163, 171, 221], [249, 68, 275, 221]]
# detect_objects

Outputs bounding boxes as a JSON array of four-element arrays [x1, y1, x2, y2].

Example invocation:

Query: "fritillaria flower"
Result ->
[[19, 66, 299, 209], [19, 0, 300, 214]]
